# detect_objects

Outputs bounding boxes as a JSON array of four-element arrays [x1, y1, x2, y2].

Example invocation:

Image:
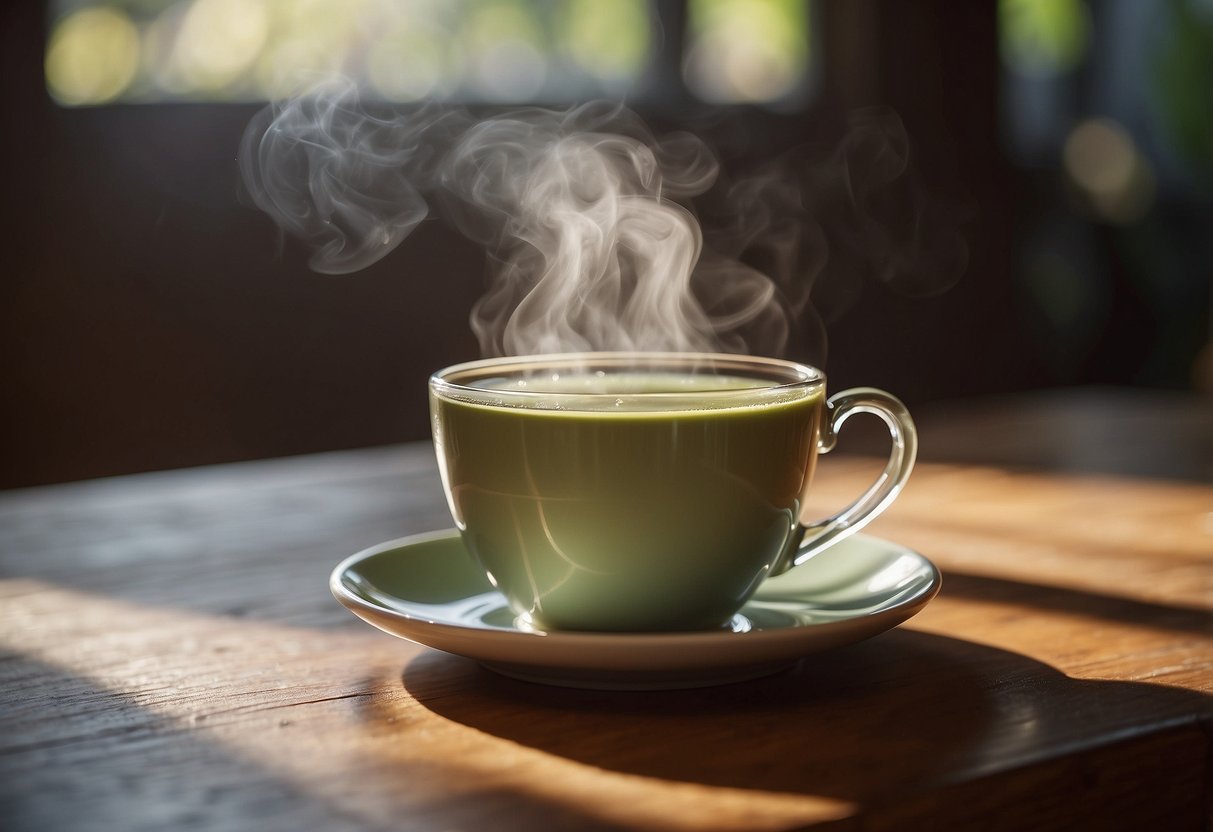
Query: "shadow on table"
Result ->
[[942, 572, 1213, 637], [391, 628, 1211, 817]]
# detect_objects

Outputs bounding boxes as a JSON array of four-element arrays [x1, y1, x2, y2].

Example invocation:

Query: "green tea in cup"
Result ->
[[430, 352, 915, 632]]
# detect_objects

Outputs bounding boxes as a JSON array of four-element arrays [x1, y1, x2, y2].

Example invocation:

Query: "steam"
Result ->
[[240, 83, 967, 360], [816, 108, 969, 299], [239, 80, 461, 274], [437, 102, 723, 354]]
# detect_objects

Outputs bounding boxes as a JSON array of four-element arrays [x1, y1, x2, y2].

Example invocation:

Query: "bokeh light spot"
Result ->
[[170, 0, 270, 94], [45, 6, 141, 106], [999, 0, 1090, 76], [683, 0, 809, 105], [560, 0, 651, 86], [463, 1, 548, 101], [1063, 119, 1156, 224]]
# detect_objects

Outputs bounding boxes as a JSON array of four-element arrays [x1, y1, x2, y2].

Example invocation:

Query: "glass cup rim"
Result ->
[[429, 351, 825, 409]]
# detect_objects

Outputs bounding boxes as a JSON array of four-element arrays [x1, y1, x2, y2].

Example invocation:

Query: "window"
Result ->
[[45, 0, 815, 108]]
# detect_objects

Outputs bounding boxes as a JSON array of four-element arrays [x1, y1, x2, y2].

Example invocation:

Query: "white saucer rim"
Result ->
[[329, 528, 942, 651]]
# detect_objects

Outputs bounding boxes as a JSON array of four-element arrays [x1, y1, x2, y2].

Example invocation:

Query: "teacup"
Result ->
[[429, 352, 916, 632]]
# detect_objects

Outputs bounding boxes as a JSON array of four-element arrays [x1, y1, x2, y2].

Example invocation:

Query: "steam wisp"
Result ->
[[240, 83, 967, 360]]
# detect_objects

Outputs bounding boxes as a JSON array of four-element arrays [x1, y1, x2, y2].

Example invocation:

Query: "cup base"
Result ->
[[514, 610, 755, 635]]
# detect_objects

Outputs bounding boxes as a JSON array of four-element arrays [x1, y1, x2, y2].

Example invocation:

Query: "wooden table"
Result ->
[[2, 409, 1211, 830]]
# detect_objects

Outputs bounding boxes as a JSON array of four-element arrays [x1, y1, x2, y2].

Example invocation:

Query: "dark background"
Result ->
[[3, 1, 1210, 488]]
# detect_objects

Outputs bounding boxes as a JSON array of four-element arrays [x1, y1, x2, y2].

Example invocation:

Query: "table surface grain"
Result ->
[[2, 427, 1211, 830]]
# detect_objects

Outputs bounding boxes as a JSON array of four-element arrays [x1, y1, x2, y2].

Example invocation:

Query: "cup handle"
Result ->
[[771, 387, 917, 576]]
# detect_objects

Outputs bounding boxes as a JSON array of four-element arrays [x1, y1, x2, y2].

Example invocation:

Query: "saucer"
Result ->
[[330, 529, 941, 689]]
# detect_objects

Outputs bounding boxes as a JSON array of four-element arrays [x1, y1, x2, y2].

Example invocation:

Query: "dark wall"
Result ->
[[4, 1, 488, 487], [2, 1, 1204, 488], [3, 89, 488, 486]]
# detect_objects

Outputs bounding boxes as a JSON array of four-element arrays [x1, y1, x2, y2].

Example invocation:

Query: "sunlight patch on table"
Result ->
[[0, 578, 855, 831]]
